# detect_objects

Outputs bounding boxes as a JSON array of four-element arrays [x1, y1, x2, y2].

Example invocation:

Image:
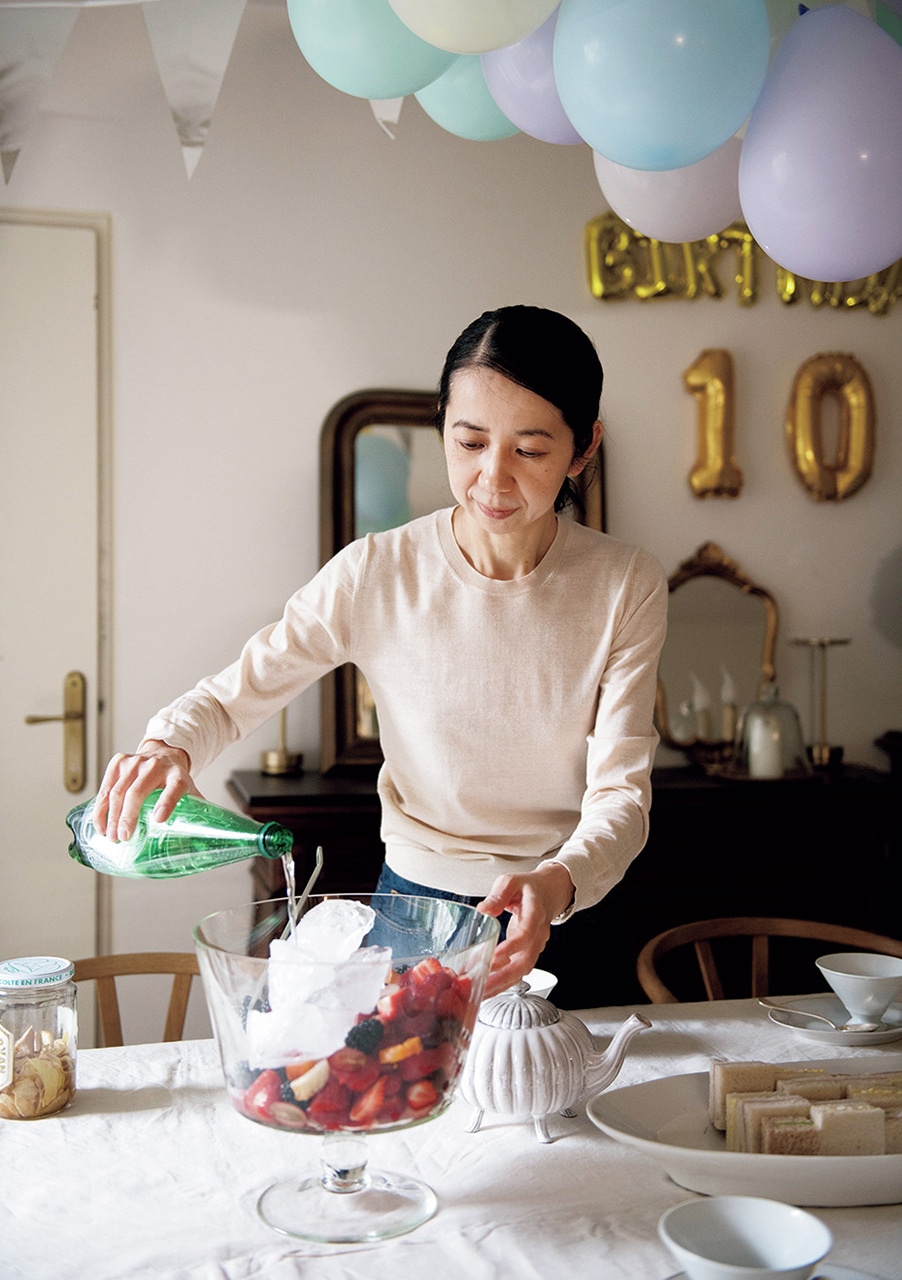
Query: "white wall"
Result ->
[[5, 3, 901, 1037]]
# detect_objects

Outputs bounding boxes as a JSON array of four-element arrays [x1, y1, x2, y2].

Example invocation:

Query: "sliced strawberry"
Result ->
[[349, 1076, 387, 1125], [242, 1069, 282, 1122], [306, 1078, 351, 1128], [407, 956, 443, 985], [377, 984, 406, 1021], [379, 1094, 406, 1123], [398, 1044, 449, 1082], [436, 985, 467, 1023], [341, 1058, 381, 1093], [406, 1078, 439, 1112]]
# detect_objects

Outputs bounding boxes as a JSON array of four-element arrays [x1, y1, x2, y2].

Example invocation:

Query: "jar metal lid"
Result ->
[[0, 956, 75, 988]]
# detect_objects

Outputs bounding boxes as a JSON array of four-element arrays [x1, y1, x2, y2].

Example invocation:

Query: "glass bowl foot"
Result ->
[[257, 1168, 438, 1243]]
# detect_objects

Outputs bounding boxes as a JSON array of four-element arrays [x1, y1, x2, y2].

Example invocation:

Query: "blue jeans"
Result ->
[[372, 863, 508, 943]]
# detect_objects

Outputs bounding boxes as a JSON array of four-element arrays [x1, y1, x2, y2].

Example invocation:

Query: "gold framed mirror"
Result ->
[[319, 388, 606, 773], [655, 542, 778, 768]]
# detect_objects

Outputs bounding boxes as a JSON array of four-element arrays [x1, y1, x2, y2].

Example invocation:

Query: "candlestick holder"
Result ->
[[789, 637, 850, 768], [261, 708, 302, 777]]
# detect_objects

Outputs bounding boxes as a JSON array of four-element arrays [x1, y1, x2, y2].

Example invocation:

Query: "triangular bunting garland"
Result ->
[[141, 0, 246, 178], [369, 98, 404, 140], [0, 7, 78, 183]]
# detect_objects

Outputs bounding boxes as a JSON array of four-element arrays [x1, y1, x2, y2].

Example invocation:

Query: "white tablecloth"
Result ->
[[2, 998, 900, 1280]]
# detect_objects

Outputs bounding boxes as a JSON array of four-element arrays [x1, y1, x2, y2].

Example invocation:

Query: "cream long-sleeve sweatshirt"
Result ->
[[144, 509, 667, 912]]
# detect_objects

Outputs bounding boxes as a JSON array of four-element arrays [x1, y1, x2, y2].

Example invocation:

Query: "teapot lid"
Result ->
[[477, 980, 561, 1030]]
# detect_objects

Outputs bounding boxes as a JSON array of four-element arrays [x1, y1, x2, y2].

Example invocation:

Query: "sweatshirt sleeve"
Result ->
[[550, 551, 668, 915], [142, 544, 362, 774]]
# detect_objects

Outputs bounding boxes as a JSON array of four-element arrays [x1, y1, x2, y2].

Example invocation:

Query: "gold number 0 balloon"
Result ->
[[786, 353, 875, 501]]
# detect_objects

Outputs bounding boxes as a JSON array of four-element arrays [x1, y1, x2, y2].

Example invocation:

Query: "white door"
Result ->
[[0, 212, 110, 1002]]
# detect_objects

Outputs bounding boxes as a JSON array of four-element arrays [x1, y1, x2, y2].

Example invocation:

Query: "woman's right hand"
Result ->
[[93, 740, 197, 841]]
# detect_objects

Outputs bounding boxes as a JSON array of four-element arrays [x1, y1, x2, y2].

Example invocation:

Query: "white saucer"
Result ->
[[765, 994, 902, 1046], [667, 1268, 884, 1280]]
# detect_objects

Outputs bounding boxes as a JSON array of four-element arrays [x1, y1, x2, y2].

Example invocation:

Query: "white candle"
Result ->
[[690, 673, 711, 741], [748, 715, 782, 779]]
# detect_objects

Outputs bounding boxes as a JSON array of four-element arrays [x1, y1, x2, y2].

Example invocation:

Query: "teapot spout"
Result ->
[[581, 1011, 651, 1101]]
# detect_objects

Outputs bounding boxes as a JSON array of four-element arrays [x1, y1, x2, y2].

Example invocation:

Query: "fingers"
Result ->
[[95, 744, 193, 842]]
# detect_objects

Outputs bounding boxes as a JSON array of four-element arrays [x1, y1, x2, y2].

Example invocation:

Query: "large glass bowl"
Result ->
[[195, 894, 499, 1242]]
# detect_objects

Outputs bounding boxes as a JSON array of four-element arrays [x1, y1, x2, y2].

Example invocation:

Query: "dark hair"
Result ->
[[436, 305, 603, 514]]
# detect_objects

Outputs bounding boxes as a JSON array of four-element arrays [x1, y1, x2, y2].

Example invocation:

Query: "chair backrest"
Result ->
[[636, 917, 902, 1004], [72, 952, 200, 1046]]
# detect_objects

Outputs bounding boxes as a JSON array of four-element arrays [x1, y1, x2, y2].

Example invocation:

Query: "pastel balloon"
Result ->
[[287, 0, 454, 99], [739, 6, 902, 280], [765, 0, 876, 57], [481, 12, 583, 145], [554, 0, 770, 170], [415, 56, 520, 140], [594, 136, 742, 242], [388, 0, 559, 55]]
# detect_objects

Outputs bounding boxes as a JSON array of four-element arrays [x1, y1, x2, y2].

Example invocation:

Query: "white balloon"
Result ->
[[593, 136, 743, 243], [387, 0, 559, 55]]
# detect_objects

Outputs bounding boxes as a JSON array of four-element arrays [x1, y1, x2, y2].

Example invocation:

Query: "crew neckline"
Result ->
[[436, 507, 570, 592]]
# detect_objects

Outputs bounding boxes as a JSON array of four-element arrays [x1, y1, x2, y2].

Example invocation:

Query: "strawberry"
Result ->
[[242, 1069, 283, 1122], [406, 1079, 439, 1112], [377, 984, 407, 1021], [399, 1043, 455, 1082], [306, 1078, 351, 1128], [349, 1076, 387, 1126]]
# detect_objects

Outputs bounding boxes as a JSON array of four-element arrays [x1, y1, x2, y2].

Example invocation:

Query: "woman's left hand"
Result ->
[[476, 861, 574, 999]]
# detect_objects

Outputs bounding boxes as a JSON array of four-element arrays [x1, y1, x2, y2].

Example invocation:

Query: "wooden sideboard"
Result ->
[[228, 763, 899, 1010]]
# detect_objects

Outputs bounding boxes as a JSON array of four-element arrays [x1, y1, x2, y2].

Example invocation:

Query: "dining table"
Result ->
[[2, 996, 900, 1280]]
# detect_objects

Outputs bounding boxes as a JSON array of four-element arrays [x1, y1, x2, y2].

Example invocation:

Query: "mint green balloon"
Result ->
[[288, 0, 455, 99], [415, 56, 519, 140]]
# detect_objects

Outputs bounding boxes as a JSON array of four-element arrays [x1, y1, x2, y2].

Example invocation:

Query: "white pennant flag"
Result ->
[[142, 0, 246, 178], [369, 98, 404, 140], [0, 7, 78, 183]]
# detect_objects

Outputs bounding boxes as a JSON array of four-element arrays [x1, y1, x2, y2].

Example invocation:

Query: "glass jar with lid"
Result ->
[[0, 956, 77, 1119]]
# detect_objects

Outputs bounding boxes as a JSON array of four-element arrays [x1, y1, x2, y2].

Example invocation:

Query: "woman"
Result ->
[[96, 306, 667, 998]]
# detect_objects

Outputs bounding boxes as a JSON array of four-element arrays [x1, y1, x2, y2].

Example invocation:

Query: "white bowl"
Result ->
[[815, 951, 902, 1025], [522, 968, 557, 999], [658, 1195, 832, 1280]]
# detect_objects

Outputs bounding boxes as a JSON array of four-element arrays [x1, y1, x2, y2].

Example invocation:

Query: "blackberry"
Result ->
[[345, 1017, 384, 1055]]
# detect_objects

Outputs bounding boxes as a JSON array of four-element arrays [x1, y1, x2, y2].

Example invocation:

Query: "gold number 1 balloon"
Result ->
[[785, 352, 875, 501], [683, 349, 744, 498]]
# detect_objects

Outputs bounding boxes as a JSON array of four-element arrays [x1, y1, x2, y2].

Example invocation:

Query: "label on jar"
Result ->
[[0, 1022, 12, 1089]]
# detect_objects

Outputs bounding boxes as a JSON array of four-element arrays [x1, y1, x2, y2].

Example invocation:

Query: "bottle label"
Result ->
[[0, 1022, 12, 1089]]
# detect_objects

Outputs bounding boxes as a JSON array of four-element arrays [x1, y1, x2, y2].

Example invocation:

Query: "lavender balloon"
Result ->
[[481, 12, 583, 146], [739, 6, 902, 281]]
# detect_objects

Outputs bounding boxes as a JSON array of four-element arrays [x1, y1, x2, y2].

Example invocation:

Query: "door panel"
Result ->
[[0, 214, 107, 995]]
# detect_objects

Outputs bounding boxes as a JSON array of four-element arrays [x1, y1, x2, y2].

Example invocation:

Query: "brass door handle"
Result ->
[[24, 671, 87, 793]]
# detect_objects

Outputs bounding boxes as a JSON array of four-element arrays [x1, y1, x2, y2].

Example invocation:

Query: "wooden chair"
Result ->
[[72, 952, 201, 1046], [636, 917, 902, 1004]]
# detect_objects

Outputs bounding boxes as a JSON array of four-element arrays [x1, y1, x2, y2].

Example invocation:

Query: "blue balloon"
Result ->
[[287, 0, 455, 100], [554, 0, 770, 170], [415, 56, 520, 140]]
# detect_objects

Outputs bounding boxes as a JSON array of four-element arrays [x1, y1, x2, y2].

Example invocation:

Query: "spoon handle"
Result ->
[[757, 998, 837, 1029]]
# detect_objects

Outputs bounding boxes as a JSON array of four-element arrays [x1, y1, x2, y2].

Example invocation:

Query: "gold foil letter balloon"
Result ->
[[785, 353, 875, 501], [683, 349, 743, 498]]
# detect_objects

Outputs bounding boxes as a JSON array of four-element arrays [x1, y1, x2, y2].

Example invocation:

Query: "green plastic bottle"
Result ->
[[66, 790, 294, 879]]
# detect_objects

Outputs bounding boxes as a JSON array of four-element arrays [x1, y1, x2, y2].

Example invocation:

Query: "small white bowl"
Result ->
[[815, 951, 902, 1025], [658, 1195, 832, 1280], [522, 968, 557, 999]]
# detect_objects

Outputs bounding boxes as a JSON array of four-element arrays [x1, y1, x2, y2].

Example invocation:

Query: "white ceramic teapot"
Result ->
[[458, 980, 650, 1143]]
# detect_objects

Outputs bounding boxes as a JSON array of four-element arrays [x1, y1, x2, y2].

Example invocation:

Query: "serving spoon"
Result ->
[[758, 997, 882, 1033]]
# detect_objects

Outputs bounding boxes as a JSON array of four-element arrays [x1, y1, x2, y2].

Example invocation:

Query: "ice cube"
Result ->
[[247, 944, 392, 1065], [287, 899, 376, 963]]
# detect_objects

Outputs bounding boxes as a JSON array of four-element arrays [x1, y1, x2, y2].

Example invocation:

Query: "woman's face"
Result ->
[[442, 365, 598, 538]]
